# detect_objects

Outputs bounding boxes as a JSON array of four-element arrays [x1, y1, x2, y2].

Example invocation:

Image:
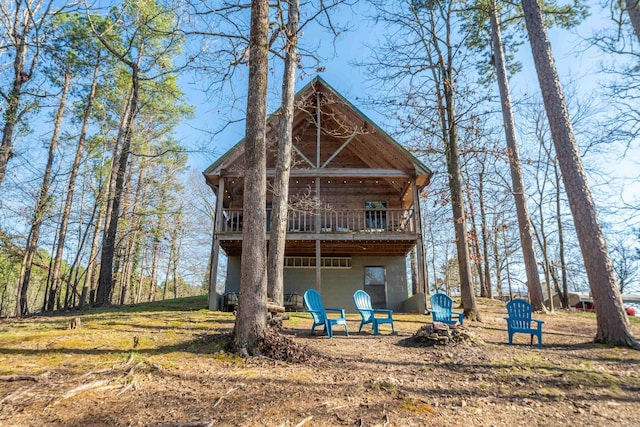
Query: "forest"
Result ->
[[0, 0, 638, 349]]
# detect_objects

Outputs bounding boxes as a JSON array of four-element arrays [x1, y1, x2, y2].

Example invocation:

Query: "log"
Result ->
[[266, 302, 285, 314], [0, 375, 40, 382]]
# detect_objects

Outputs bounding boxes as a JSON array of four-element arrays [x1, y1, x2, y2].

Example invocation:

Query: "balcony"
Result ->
[[218, 208, 416, 235]]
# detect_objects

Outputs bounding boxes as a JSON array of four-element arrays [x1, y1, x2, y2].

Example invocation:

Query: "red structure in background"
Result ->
[[573, 301, 636, 316]]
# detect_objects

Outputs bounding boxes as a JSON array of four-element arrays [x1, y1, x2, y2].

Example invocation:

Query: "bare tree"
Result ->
[[364, 0, 480, 319], [0, 0, 68, 189], [610, 236, 640, 294]]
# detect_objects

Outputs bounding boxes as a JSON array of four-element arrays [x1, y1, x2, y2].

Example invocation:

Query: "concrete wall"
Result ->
[[224, 255, 408, 312]]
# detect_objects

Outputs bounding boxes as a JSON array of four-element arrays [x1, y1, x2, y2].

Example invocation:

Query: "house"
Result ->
[[203, 77, 432, 312]]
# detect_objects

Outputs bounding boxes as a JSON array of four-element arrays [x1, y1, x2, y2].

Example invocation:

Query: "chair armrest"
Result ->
[[372, 309, 393, 318], [325, 308, 346, 317], [533, 319, 544, 327]]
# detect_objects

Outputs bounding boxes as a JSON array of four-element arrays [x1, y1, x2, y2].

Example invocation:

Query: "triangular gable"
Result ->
[[204, 76, 432, 190]]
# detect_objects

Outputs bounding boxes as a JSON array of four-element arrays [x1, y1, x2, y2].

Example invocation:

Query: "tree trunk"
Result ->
[[17, 56, 72, 315], [424, 3, 479, 319], [67, 185, 92, 309], [147, 190, 167, 303], [0, 8, 33, 189], [162, 247, 172, 301], [172, 232, 182, 299], [119, 162, 145, 305], [96, 67, 140, 307], [490, 1, 546, 311], [267, 0, 299, 307], [626, 0, 640, 44], [478, 164, 492, 299], [521, 0, 638, 347], [135, 247, 148, 303], [232, 0, 269, 356], [442, 81, 479, 320], [82, 180, 107, 307], [112, 163, 136, 306], [554, 162, 569, 308], [164, 213, 180, 301], [464, 180, 486, 297], [148, 232, 161, 302], [492, 218, 503, 299], [532, 192, 554, 306]]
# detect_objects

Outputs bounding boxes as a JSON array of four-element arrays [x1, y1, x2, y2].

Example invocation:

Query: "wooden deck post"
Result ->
[[412, 178, 428, 295], [208, 177, 225, 310], [315, 91, 322, 292]]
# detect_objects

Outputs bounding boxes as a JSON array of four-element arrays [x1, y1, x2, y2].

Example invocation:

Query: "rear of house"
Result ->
[[204, 77, 432, 312]]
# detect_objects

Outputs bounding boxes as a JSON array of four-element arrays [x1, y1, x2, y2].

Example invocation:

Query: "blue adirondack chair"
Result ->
[[430, 292, 464, 325], [353, 290, 395, 335], [303, 289, 349, 338], [505, 299, 544, 348]]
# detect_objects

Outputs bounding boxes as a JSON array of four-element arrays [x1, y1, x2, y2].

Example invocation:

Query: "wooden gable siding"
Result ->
[[207, 78, 430, 209]]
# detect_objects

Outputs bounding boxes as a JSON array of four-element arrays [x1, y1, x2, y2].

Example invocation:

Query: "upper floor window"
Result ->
[[365, 201, 387, 229]]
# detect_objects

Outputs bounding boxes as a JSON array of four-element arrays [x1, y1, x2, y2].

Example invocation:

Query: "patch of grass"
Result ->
[[475, 297, 506, 307], [239, 369, 259, 377], [212, 351, 244, 364], [535, 387, 566, 400], [285, 313, 312, 327], [401, 399, 437, 415], [564, 370, 626, 392], [365, 380, 398, 392]]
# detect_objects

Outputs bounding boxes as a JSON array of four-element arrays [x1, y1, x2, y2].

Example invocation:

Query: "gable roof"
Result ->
[[204, 76, 432, 188]]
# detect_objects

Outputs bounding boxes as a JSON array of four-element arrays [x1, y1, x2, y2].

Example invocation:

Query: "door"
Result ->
[[364, 266, 387, 308]]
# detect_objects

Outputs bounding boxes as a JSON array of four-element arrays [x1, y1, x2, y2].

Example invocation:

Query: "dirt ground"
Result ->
[[1, 297, 640, 427]]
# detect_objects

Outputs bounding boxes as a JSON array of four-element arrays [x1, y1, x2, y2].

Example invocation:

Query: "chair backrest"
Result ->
[[353, 290, 374, 321], [430, 292, 454, 321], [353, 290, 373, 310], [303, 289, 326, 323], [506, 298, 533, 328]]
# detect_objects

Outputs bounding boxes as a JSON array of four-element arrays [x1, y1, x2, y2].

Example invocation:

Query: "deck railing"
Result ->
[[218, 208, 415, 234]]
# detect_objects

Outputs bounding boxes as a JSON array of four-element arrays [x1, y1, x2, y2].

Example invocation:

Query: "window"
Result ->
[[284, 256, 352, 269], [365, 201, 387, 229], [364, 266, 386, 286]]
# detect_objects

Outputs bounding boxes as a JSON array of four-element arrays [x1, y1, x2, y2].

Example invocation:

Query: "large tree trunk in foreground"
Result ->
[[489, 1, 546, 311], [521, 0, 638, 348], [232, 0, 270, 357], [267, 0, 299, 307]]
